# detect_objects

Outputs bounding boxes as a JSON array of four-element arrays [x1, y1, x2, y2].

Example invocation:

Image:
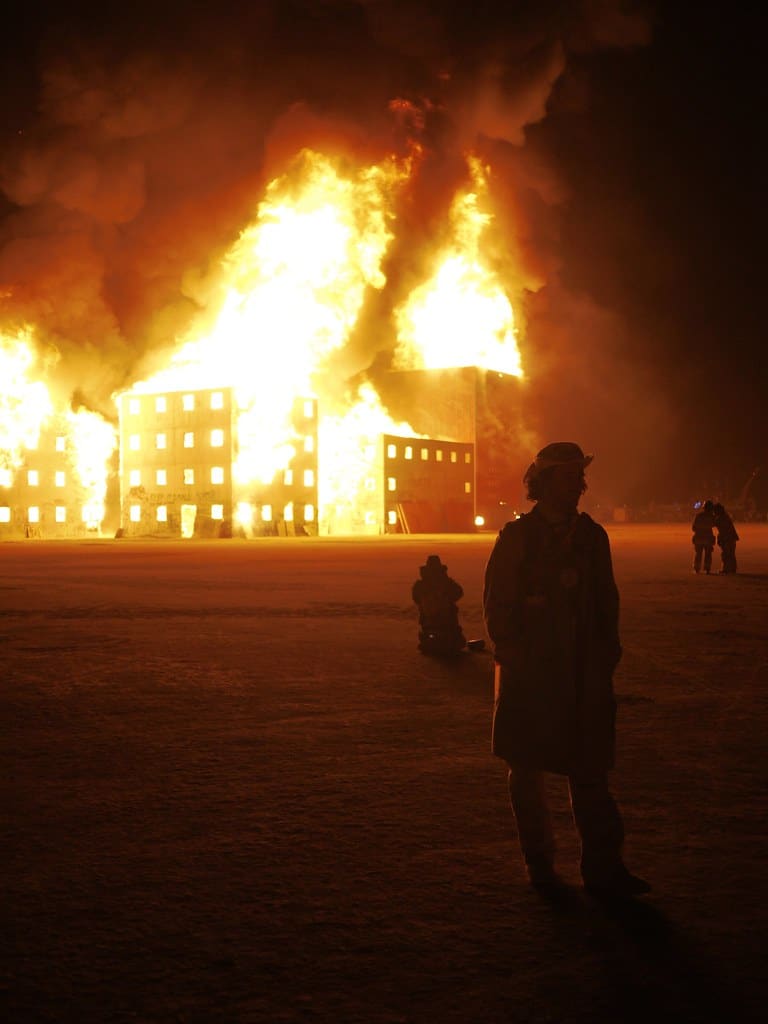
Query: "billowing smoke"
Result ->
[[0, 0, 657, 496]]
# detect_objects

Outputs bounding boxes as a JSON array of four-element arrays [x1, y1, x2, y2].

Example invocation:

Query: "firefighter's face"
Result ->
[[545, 462, 586, 509]]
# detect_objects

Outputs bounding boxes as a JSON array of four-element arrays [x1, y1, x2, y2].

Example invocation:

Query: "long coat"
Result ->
[[483, 507, 622, 776]]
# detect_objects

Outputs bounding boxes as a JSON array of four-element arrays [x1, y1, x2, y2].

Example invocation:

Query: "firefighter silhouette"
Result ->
[[412, 554, 468, 657]]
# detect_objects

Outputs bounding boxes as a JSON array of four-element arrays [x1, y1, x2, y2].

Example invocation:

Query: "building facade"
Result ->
[[117, 387, 319, 538], [0, 415, 109, 538]]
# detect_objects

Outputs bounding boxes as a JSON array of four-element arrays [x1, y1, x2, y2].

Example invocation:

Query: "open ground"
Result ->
[[3, 525, 768, 1023]]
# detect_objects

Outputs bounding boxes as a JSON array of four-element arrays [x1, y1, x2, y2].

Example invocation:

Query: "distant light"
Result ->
[[475, 515, 485, 527]]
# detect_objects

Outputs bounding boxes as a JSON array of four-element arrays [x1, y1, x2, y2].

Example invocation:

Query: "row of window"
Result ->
[[126, 392, 227, 415], [387, 477, 472, 494], [126, 467, 316, 488], [1, 469, 69, 488], [127, 429, 225, 451], [124, 430, 318, 454], [0, 506, 97, 524], [385, 444, 471, 464], [127, 502, 317, 524], [0, 437, 68, 457], [124, 393, 317, 420]]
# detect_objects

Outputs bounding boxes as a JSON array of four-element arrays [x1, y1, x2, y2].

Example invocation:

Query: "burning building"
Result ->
[[379, 367, 523, 529], [3, 147, 526, 539], [116, 386, 318, 538], [1, 333, 117, 539], [115, 383, 474, 538]]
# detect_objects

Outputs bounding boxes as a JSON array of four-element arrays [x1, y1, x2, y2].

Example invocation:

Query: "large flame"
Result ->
[[393, 157, 523, 376], [136, 149, 412, 488], [0, 329, 54, 471], [4, 143, 526, 535], [66, 408, 117, 529], [1, 328, 115, 530]]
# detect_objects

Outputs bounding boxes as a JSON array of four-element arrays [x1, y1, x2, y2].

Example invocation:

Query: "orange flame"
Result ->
[[134, 149, 412, 489], [393, 156, 523, 376], [0, 329, 54, 472]]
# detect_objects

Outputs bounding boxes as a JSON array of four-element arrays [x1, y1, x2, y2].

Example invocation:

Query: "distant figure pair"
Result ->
[[691, 501, 739, 574]]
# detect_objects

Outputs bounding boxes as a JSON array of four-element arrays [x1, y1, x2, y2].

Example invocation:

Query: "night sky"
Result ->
[[1, 2, 766, 508]]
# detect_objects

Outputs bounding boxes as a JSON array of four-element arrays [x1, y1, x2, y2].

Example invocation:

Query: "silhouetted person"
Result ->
[[412, 554, 467, 657], [483, 442, 650, 900], [691, 500, 716, 574], [713, 502, 739, 574]]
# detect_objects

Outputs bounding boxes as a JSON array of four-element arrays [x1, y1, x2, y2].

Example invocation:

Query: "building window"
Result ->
[[211, 467, 224, 485], [182, 393, 195, 411], [55, 507, 66, 524], [210, 429, 224, 447], [130, 505, 141, 523], [55, 436, 66, 452], [405, 446, 413, 460], [0, 507, 10, 523], [129, 434, 141, 451], [284, 469, 293, 486], [156, 469, 167, 486], [436, 450, 443, 462], [465, 482, 472, 494], [183, 468, 194, 485], [387, 443, 397, 458], [303, 400, 314, 419], [155, 396, 167, 413], [421, 448, 429, 460], [450, 451, 457, 463], [183, 432, 194, 448], [387, 509, 397, 525], [211, 391, 224, 410], [0, 469, 11, 487], [304, 436, 315, 453], [284, 502, 294, 522], [465, 452, 472, 464], [156, 506, 167, 522], [129, 469, 141, 487], [55, 471, 65, 487], [27, 470, 39, 486], [261, 504, 272, 522], [28, 507, 40, 523], [129, 398, 140, 415], [155, 433, 167, 450], [304, 504, 315, 522], [387, 477, 396, 492], [211, 504, 224, 520], [303, 468, 314, 487], [364, 511, 377, 526]]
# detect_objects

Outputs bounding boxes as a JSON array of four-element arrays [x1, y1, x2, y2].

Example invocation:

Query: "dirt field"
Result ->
[[3, 524, 767, 1023]]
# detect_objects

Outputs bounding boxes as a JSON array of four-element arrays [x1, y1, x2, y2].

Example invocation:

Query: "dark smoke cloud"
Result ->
[[1, 0, 655, 485]]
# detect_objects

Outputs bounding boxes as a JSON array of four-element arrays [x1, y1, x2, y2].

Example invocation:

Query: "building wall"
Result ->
[[382, 433, 475, 533], [0, 418, 101, 539], [235, 397, 319, 536], [117, 388, 319, 538], [118, 387, 235, 537], [379, 367, 524, 527]]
